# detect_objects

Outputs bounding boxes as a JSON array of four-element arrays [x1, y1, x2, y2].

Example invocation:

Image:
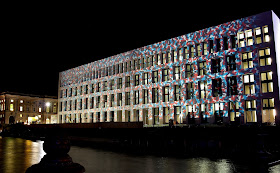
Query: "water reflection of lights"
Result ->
[[1, 137, 45, 173]]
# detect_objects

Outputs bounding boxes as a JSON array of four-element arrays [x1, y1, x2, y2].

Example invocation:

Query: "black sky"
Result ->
[[1, 4, 279, 96]]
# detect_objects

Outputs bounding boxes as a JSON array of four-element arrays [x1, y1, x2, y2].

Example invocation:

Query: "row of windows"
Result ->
[[59, 97, 275, 124], [60, 48, 273, 98], [59, 70, 274, 112], [60, 25, 270, 87]]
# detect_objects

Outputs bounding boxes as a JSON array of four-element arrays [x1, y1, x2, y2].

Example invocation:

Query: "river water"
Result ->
[[0, 137, 279, 173]]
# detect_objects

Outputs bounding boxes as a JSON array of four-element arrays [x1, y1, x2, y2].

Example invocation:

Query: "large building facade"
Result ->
[[0, 92, 58, 124], [58, 11, 280, 126]]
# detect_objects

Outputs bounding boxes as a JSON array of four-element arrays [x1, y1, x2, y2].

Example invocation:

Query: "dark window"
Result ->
[[125, 92, 130, 105], [230, 35, 236, 48], [103, 95, 107, 108], [212, 58, 220, 73], [212, 78, 222, 97], [223, 36, 228, 50], [209, 40, 214, 53], [117, 93, 122, 106], [226, 55, 236, 71], [186, 83, 194, 100], [216, 38, 221, 51], [228, 76, 237, 96], [125, 76, 130, 87]]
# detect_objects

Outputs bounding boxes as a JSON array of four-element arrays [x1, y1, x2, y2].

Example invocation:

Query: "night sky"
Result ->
[[1, 5, 279, 97]]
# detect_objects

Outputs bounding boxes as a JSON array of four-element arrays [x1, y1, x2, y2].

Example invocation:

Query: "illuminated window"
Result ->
[[243, 74, 255, 95], [175, 106, 182, 124], [259, 48, 271, 66], [103, 95, 107, 108], [229, 102, 240, 121], [143, 73, 148, 85], [153, 108, 159, 125], [110, 80, 114, 90], [20, 100, 23, 103], [242, 52, 253, 69], [174, 85, 181, 101], [200, 104, 208, 123], [163, 107, 170, 124], [199, 81, 207, 99], [20, 106, 23, 112], [39, 107, 42, 112], [172, 50, 177, 62], [184, 47, 189, 59], [255, 27, 262, 44], [190, 45, 195, 58], [199, 61, 207, 76], [125, 92, 130, 105], [85, 98, 89, 109], [263, 26, 269, 42], [152, 71, 158, 83], [134, 74, 139, 86], [161, 53, 168, 64], [10, 104, 14, 111], [245, 29, 253, 46], [96, 96, 100, 108], [261, 71, 273, 93], [245, 100, 257, 122], [163, 86, 169, 102], [197, 44, 201, 56], [20, 114, 23, 118], [125, 76, 130, 87], [186, 82, 194, 100], [117, 78, 122, 89], [162, 69, 169, 82], [187, 105, 195, 124], [152, 55, 158, 66], [152, 88, 159, 103], [262, 98, 275, 123], [238, 32, 245, 47], [134, 90, 139, 105], [173, 66, 180, 80], [203, 42, 207, 55], [185, 64, 194, 78], [11, 99, 14, 103], [142, 89, 148, 104], [178, 48, 183, 61], [97, 82, 101, 92]]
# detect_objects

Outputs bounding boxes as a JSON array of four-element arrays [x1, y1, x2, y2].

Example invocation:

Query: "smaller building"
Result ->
[[0, 92, 58, 124]]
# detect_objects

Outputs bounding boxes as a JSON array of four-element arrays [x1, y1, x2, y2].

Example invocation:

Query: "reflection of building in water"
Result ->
[[0, 92, 57, 124], [58, 11, 280, 126]]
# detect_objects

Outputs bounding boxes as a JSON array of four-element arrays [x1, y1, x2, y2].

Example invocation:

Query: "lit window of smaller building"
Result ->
[[229, 102, 240, 122], [20, 106, 23, 112], [259, 48, 271, 66], [197, 44, 201, 56], [243, 74, 255, 95], [190, 45, 195, 58], [39, 107, 42, 113], [255, 27, 262, 44], [245, 100, 257, 122], [261, 71, 273, 93], [262, 98, 275, 123], [241, 52, 253, 69], [263, 26, 269, 42], [20, 100, 23, 103], [245, 29, 253, 46], [10, 104, 14, 111], [20, 114, 23, 117], [238, 32, 245, 47]]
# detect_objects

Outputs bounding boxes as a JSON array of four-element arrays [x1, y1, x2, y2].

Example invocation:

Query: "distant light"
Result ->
[[46, 102, 51, 107]]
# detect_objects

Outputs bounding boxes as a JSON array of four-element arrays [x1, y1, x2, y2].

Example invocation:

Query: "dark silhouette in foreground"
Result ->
[[26, 130, 85, 173]]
